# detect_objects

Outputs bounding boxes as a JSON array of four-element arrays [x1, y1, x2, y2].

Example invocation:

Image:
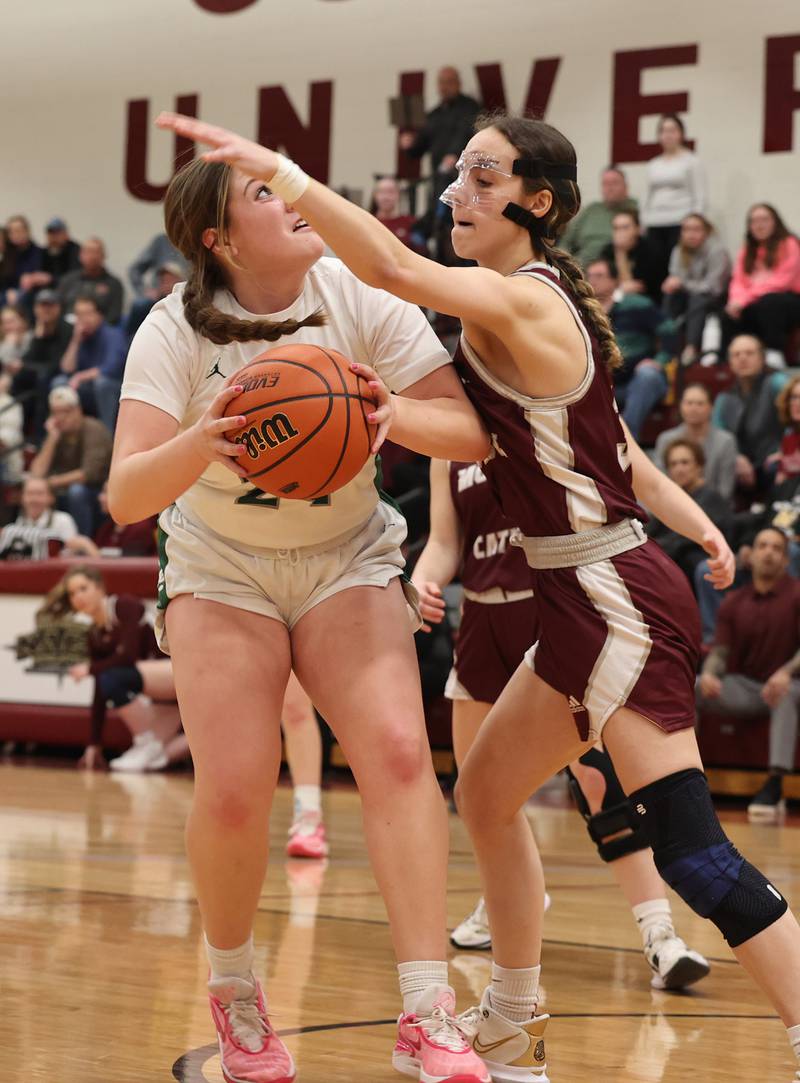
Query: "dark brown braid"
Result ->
[[476, 112, 623, 371], [163, 158, 327, 346]]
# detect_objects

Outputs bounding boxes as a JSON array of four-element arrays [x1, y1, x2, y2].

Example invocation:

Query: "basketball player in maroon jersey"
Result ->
[[413, 458, 709, 990], [158, 111, 800, 1081]]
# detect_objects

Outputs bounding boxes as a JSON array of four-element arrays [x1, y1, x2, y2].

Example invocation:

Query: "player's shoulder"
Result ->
[[133, 283, 204, 357]]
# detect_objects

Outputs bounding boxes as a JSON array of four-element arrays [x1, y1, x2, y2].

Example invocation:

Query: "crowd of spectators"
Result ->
[[1, 68, 799, 800]]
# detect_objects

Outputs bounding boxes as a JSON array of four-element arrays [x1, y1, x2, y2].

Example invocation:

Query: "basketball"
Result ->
[[224, 343, 377, 500]]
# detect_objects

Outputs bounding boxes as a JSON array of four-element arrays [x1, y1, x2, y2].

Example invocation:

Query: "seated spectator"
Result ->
[[4, 215, 44, 305], [13, 290, 72, 436], [58, 237, 124, 325], [562, 165, 638, 267], [0, 477, 78, 559], [0, 305, 32, 380], [722, 204, 800, 368], [586, 258, 674, 439], [712, 334, 787, 495], [646, 439, 732, 583], [641, 113, 708, 284], [661, 214, 731, 365], [128, 231, 186, 299], [65, 481, 157, 558], [776, 375, 800, 485], [696, 527, 800, 821], [34, 218, 81, 292], [370, 177, 427, 255], [654, 382, 737, 501], [125, 262, 184, 341], [29, 385, 112, 536], [56, 295, 127, 431], [0, 373, 24, 487], [42, 565, 185, 772], [0, 228, 17, 305], [600, 209, 663, 303]]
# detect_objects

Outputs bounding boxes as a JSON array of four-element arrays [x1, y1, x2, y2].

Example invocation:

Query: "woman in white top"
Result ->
[[642, 114, 707, 285], [110, 157, 491, 1083]]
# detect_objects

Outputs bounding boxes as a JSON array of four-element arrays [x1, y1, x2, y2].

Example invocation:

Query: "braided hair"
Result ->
[[163, 159, 326, 346], [476, 112, 622, 371]]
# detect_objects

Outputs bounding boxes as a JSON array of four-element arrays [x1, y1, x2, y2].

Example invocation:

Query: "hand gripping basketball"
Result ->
[[189, 383, 249, 476], [349, 361, 392, 454]]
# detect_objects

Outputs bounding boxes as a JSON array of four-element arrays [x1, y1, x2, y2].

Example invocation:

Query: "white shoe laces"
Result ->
[[226, 996, 270, 1052], [418, 1005, 471, 1052], [455, 1004, 484, 1038]]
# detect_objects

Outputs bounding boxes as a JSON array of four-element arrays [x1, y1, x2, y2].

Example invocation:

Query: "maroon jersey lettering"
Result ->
[[449, 461, 532, 593]]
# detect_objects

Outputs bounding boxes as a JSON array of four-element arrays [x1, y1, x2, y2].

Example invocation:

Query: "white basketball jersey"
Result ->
[[121, 258, 450, 548]]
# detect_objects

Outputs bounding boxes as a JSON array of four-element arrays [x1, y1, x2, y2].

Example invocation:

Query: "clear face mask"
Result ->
[[439, 152, 517, 215]]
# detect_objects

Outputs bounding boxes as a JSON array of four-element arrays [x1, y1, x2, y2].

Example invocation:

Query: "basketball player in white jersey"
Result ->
[[156, 110, 800, 1083], [109, 153, 491, 1083]]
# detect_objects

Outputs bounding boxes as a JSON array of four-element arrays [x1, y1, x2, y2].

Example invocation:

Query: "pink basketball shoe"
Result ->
[[286, 812, 329, 860], [208, 974, 296, 1083], [393, 983, 490, 1083]]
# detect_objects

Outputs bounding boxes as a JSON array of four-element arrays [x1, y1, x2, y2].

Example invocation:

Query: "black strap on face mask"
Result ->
[[503, 157, 577, 237], [512, 158, 577, 182]]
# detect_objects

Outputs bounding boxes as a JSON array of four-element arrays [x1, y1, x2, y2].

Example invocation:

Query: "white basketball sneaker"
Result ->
[[109, 731, 168, 773], [644, 927, 710, 990], [458, 988, 550, 1082], [451, 895, 552, 952]]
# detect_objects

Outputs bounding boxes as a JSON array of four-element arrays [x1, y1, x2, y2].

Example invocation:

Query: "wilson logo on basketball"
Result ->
[[241, 413, 300, 458]]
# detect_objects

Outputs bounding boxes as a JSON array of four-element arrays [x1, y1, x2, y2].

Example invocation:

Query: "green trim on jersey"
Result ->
[[156, 523, 170, 612], [373, 454, 411, 584]]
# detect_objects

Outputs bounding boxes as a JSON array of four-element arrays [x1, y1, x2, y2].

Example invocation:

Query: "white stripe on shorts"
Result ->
[[575, 558, 653, 738]]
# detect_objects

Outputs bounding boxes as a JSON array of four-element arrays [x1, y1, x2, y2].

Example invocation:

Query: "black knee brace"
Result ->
[[630, 768, 788, 947], [567, 747, 650, 863]]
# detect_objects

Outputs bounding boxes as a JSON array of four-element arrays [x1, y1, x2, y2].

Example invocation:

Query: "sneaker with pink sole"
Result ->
[[286, 811, 329, 860], [393, 983, 491, 1083], [208, 974, 296, 1083]]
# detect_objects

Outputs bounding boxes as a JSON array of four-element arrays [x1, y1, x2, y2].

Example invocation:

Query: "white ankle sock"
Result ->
[[397, 960, 449, 1014], [788, 1022, 800, 1062], [205, 933, 255, 981], [632, 899, 674, 945], [489, 962, 540, 1023], [293, 785, 322, 818]]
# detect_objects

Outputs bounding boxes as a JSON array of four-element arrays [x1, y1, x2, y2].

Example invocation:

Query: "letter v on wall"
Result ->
[[475, 59, 561, 116]]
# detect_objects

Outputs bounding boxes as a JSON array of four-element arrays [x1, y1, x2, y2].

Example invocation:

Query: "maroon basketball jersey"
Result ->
[[452, 261, 644, 538], [449, 460, 532, 593]]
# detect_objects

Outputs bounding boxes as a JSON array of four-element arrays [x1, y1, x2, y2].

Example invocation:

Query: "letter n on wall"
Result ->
[[258, 82, 333, 182], [764, 35, 800, 153], [612, 45, 698, 163], [125, 94, 199, 202]]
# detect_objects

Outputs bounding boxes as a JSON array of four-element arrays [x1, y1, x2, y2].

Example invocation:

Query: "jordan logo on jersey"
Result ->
[[206, 356, 224, 379], [568, 696, 586, 714]]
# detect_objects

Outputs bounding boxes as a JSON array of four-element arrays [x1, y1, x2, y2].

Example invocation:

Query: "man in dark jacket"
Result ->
[[399, 66, 481, 176], [712, 335, 787, 494]]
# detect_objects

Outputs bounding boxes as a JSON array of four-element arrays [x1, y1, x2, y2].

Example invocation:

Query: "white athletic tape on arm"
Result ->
[[269, 154, 310, 204]]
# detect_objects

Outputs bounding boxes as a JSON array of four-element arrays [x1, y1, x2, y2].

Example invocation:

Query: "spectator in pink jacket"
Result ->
[[722, 204, 800, 368]]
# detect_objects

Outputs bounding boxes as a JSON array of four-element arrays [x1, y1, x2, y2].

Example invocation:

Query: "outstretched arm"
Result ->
[[411, 458, 463, 632], [156, 113, 531, 335]]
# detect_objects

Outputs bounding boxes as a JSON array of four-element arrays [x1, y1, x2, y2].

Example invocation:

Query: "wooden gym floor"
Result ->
[[0, 763, 797, 1082]]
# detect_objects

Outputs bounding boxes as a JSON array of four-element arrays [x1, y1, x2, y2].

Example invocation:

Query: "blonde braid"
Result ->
[[545, 243, 623, 371]]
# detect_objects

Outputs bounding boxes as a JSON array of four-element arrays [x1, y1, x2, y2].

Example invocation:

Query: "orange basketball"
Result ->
[[224, 344, 378, 500]]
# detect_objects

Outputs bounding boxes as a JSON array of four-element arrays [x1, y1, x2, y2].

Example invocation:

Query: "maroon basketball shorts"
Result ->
[[525, 539, 701, 741], [446, 594, 540, 704]]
